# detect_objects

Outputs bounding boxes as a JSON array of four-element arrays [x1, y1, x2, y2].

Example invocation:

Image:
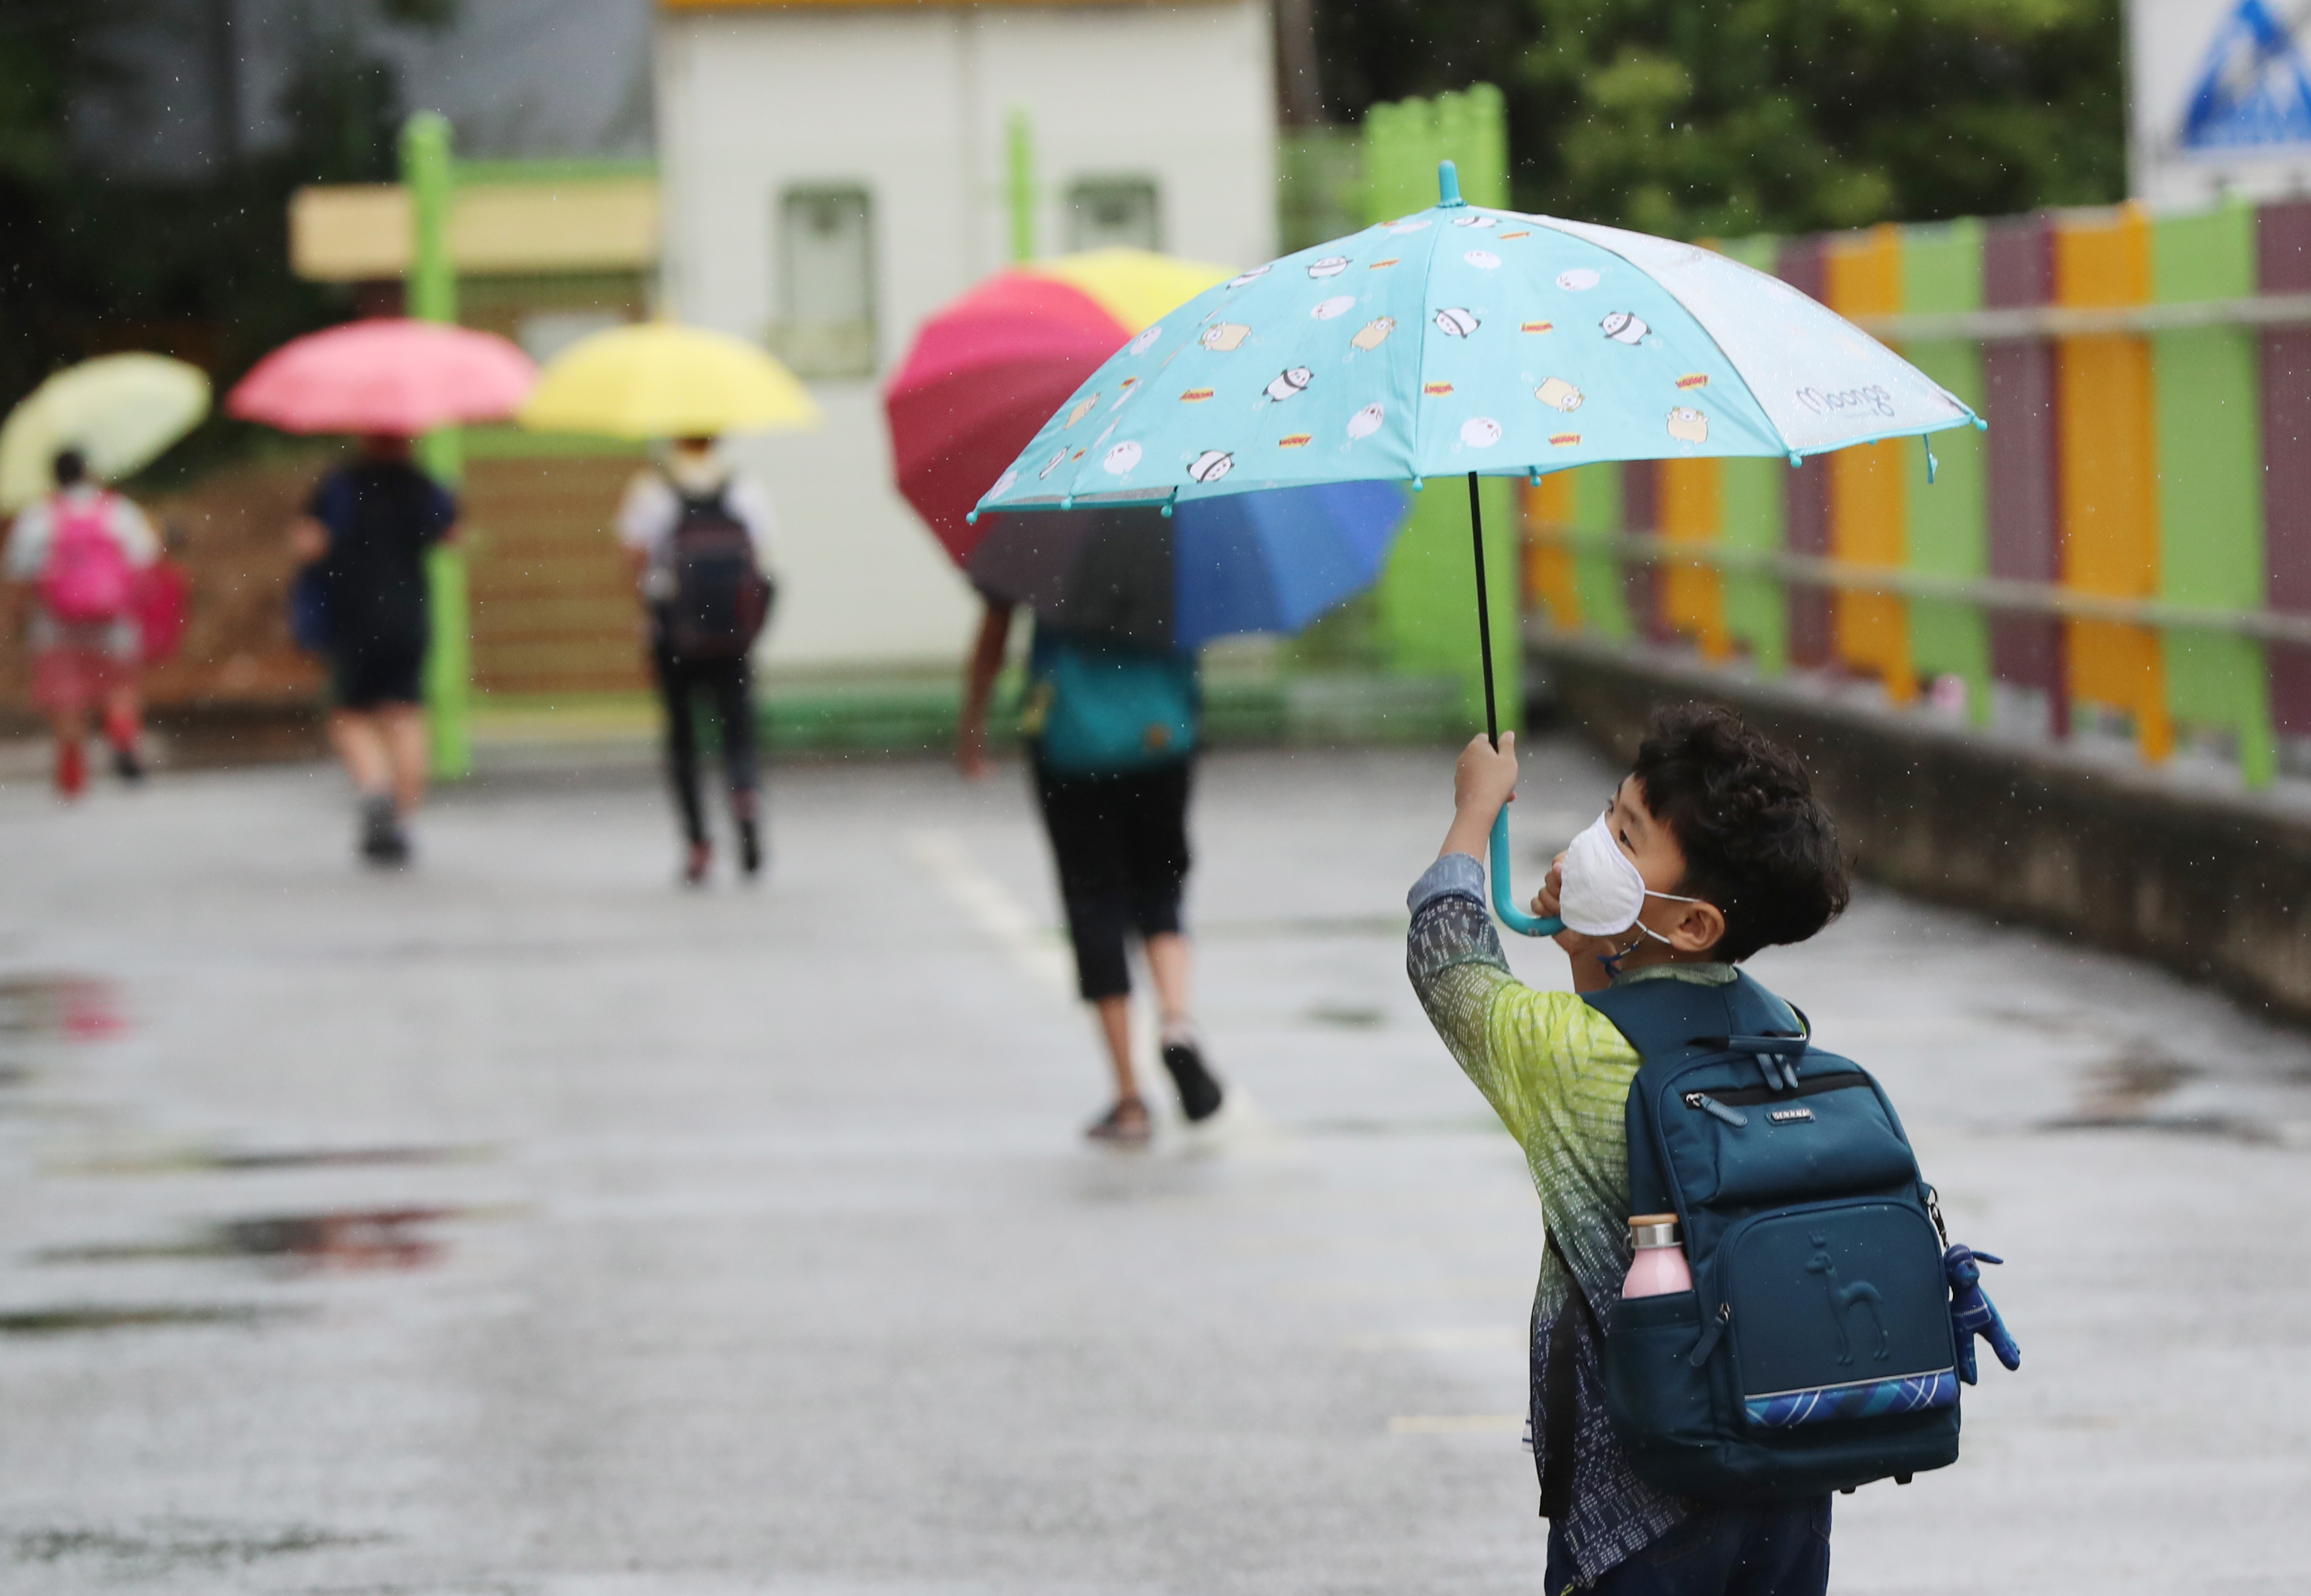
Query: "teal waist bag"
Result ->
[[1026, 636, 1199, 776]]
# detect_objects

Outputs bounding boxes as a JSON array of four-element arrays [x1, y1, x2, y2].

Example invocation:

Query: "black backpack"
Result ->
[[662, 481, 772, 663], [1581, 971, 2007, 1504]]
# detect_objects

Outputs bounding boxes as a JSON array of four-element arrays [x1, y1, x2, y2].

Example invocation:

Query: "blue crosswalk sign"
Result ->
[[2182, 0, 2311, 149]]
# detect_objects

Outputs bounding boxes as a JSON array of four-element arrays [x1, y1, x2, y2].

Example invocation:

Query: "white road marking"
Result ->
[[903, 829, 1072, 998]]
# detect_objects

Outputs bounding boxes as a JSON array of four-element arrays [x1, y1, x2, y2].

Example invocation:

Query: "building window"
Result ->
[[772, 185, 875, 379], [1065, 178, 1161, 253]]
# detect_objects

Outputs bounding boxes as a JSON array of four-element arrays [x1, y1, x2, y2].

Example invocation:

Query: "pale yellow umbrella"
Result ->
[[517, 323, 821, 439], [1, 353, 212, 512]]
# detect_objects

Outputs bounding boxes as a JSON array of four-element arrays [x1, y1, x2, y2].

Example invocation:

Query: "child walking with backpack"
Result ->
[[1409, 705, 2017, 1595], [4, 449, 161, 797], [958, 592, 1225, 1144], [616, 435, 776, 885]]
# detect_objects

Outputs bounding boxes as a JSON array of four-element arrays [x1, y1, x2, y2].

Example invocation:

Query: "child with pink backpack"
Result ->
[[3, 448, 161, 796]]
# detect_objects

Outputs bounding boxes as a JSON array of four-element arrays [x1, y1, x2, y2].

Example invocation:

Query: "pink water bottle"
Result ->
[[1622, 1213, 1694, 1298]]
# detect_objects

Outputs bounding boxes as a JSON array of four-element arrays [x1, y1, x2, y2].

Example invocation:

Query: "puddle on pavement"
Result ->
[[0, 974, 125, 1040], [1305, 1004, 1387, 1030], [2079, 1050, 2204, 1116], [67, 1142, 479, 1176], [0, 1304, 275, 1335], [9, 1522, 375, 1566], [41, 1206, 461, 1272], [2034, 1048, 2295, 1142]]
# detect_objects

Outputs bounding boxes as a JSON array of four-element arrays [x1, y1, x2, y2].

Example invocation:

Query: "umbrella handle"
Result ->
[[1491, 807, 1564, 938]]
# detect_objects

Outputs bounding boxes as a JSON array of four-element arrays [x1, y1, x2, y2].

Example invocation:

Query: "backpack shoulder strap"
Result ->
[[1582, 970, 1804, 1070]]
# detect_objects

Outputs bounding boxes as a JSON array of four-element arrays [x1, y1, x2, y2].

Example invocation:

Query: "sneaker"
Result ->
[[1085, 1096, 1152, 1145], [112, 744, 144, 784], [737, 817, 762, 878], [682, 839, 711, 886], [1161, 1038, 1225, 1123], [358, 795, 409, 866]]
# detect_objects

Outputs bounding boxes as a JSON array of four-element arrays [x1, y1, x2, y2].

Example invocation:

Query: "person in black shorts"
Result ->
[[289, 434, 457, 864], [959, 595, 1225, 1144]]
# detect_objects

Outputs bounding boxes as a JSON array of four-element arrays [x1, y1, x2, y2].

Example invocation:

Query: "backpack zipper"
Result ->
[[1687, 1301, 1730, 1366], [1685, 1074, 1870, 1111], [1683, 1092, 1749, 1127]]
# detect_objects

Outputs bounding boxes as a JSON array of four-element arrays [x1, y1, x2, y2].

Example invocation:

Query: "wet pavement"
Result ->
[[1, 741, 2307, 1595]]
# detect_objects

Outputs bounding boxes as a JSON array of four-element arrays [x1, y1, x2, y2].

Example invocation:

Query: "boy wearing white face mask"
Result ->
[[1406, 704, 1850, 1595]]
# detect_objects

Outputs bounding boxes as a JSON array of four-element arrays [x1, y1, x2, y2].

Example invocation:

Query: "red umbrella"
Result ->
[[226, 318, 536, 435], [883, 250, 1229, 563]]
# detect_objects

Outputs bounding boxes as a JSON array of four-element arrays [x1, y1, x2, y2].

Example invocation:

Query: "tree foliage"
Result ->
[[1317, 0, 2126, 238], [0, 3, 445, 454]]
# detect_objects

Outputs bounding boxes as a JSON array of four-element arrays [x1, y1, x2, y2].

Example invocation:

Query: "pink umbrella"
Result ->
[[226, 318, 536, 435]]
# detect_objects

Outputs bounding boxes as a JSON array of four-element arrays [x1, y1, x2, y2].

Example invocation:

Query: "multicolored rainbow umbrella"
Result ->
[[886, 248, 1409, 650], [886, 249, 1233, 561]]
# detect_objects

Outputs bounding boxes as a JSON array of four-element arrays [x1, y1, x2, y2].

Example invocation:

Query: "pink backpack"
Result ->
[[39, 493, 134, 624]]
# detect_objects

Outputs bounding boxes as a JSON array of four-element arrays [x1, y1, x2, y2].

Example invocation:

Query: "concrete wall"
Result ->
[[1531, 633, 2311, 1025], [654, 1, 1276, 674]]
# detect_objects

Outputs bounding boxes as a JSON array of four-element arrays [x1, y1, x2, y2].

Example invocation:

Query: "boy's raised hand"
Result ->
[[1452, 732, 1518, 814], [1440, 733, 1517, 863]]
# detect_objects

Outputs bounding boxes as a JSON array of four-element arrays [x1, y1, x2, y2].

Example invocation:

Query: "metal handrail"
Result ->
[[1526, 527, 2311, 647]]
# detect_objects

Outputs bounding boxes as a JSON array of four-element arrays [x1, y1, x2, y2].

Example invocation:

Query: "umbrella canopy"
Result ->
[[966, 481, 1406, 652], [973, 163, 1983, 938], [226, 319, 536, 436], [1, 354, 210, 512], [886, 248, 1232, 561], [519, 323, 820, 439], [973, 169, 1977, 516]]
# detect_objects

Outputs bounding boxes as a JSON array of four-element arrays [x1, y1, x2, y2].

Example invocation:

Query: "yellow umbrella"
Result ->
[[518, 323, 821, 439], [1, 353, 212, 512]]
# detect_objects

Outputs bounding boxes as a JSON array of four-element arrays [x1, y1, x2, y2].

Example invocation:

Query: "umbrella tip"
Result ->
[[1787, 451, 1803, 468], [1437, 161, 1465, 208], [1061, 495, 1074, 510], [1972, 415, 1988, 431], [965, 509, 978, 525], [1410, 476, 1425, 492]]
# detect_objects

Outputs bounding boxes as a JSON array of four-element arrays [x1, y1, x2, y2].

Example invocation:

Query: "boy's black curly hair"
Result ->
[[1629, 703, 1850, 964]]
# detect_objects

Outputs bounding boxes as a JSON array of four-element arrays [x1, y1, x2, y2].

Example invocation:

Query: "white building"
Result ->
[[653, 0, 1276, 673]]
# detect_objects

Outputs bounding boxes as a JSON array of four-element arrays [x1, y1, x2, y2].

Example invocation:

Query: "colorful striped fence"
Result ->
[[1526, 197, 2311, 786]]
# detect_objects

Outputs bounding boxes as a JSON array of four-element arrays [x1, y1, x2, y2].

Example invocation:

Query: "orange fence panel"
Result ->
[[2055, 205, 2171, 762], [1825, 225, 1915, 701], [1523, 473, 1580, 628]]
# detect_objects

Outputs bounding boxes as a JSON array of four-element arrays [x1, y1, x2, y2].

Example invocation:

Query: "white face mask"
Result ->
[[1557, 812, 1703, 941]]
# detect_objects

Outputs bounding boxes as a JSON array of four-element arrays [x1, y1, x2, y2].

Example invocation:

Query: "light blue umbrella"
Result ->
[[973, 164, 1983, 933]]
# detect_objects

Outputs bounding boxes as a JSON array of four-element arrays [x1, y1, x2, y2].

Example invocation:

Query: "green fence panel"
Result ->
[[1720, 458, 1787, 671], [1363, 85, 1517, 731], [1568, 464, 1632, 640], [2152, 202, 2274, 783], [1898, 220, 1992, 724]]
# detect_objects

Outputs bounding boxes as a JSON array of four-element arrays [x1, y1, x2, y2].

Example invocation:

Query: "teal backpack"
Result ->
[[1026, 633, 1199, 776], [1583, 972, 2002, 1503]]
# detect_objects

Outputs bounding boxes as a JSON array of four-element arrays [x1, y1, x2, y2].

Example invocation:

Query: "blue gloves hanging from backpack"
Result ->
[[1944, 1244, 2021, 1384]]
